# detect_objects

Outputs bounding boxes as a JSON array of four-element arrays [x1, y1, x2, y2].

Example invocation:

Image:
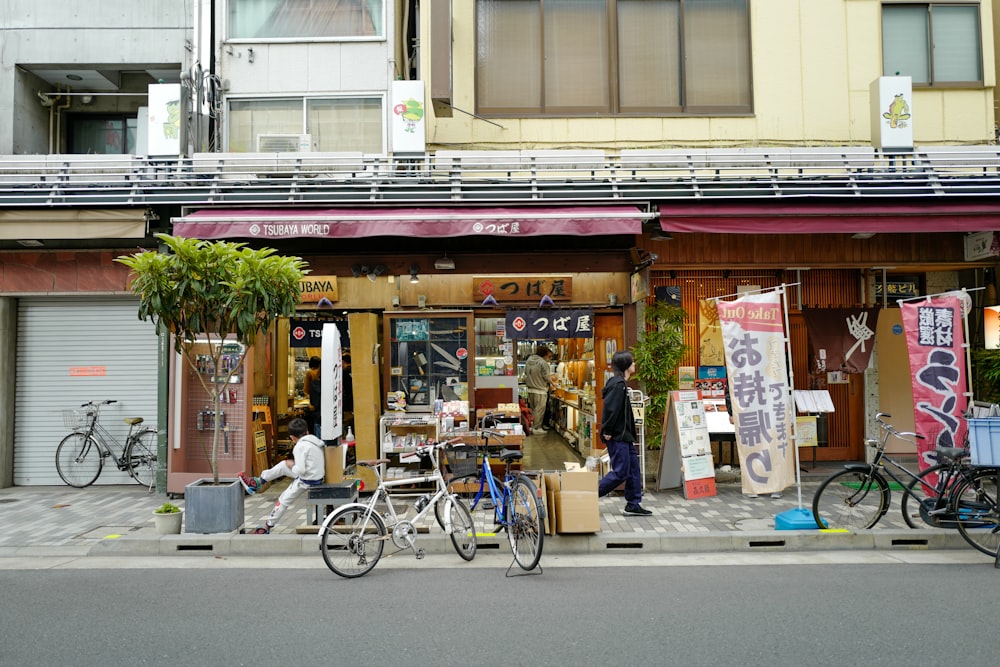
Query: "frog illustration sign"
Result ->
[[870, 76, 913, 150], [390, 80, 426, 154]]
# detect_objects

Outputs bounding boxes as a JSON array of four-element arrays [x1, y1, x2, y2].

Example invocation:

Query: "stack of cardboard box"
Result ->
[[542, 470, 600, 534]]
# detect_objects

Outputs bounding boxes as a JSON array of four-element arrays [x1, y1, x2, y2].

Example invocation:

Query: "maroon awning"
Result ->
[[172, 206, 645, 239], [659, 201, 1000, 233]]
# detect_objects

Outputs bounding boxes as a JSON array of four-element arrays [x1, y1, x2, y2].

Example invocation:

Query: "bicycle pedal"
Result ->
[[415, 549, 425, 560]]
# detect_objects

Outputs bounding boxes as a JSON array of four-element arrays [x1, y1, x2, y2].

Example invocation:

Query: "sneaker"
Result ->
[[770, 492, 783, 499], [237, 471, 260, 495], [745, 493, 759, 498], [251, 525, 270, 535], [623, 504, 653, 517], [531, 428, 548, 435]]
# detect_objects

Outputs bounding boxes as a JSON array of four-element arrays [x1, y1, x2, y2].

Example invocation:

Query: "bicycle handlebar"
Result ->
[[81, 400, 117, 407], [874, 412, 925, 440]]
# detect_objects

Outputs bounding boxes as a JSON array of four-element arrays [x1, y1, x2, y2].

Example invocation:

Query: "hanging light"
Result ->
[[409, 264, 420, 284]]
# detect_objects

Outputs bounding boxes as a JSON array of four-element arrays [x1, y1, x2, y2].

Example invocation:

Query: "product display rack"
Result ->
[[378, 413, 440, 488]]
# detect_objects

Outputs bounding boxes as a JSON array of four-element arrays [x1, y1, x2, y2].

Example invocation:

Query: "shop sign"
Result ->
[[874, 281, 917, 298], [69, 366, 106, 376], [299, 275, 338, 304], [474, 276, 572, 303], [506, 308, 593, 339]]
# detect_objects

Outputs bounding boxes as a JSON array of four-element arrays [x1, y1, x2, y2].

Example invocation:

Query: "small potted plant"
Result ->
[[152, 501, 183, 535]]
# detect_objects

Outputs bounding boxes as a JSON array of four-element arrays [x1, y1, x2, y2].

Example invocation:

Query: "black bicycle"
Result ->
[[55, 400, 158, 489]]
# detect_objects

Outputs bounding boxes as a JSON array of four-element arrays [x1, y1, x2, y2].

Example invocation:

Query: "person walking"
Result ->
[[523, 344, 555, 435], [237, 417, 326, 534], [598, 350, 652, 516]]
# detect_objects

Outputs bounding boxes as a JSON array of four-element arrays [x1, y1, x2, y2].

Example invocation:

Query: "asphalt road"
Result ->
[[1, 552, 997, 666]]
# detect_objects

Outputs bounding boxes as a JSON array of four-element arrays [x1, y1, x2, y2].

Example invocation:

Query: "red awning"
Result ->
[[171, 206, 645, 239], [659, 201, 1000, 234]]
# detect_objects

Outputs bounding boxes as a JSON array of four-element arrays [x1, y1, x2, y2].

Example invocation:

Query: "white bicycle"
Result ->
[[319, 439, 477, 578]]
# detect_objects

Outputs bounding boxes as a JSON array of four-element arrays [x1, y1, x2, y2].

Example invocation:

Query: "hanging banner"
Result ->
[[506, 309, 594, 339], [717, 291, 796, 495], [803, 308, 880, 374], [319, 323, 344, 442], [900, 292, 970, 471], [698, 299, 726, 366]]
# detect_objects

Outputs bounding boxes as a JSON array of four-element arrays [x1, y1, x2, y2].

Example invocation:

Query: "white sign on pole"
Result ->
[[320, 323, 344, 441], [146, 83, 182, 156], [390, 80, 426, 154]]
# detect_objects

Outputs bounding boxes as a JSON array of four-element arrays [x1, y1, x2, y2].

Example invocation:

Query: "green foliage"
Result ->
[[631, 300, 688, 449], [972, 348, 1000, 405], [116, 235, 308, 483], [154, 502, 181, 514]]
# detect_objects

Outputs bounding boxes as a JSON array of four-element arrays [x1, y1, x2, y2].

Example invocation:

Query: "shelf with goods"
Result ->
[[383, 311, 474, 413], [550, 390, 597, 455], [167, 341, 254, 495], [444, 406, 525, 478], [474, 315, 518, 407], [378, 413, 440, 487]]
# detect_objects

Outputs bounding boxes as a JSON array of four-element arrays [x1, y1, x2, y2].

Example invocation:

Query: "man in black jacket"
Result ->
[[597, 351, 652, 516]]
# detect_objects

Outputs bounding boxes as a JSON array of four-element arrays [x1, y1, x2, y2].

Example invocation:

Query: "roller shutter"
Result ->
[[14, 297, 158, 485]]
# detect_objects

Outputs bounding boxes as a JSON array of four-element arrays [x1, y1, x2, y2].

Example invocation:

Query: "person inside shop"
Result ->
[[597, 350, 652, 517], [524, 344, 556, 435], [237, 417, 326, 534], [303, 356, 321, 434]]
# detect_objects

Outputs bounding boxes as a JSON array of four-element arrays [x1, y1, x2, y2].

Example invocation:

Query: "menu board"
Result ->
[[656, 391, 717, 498]]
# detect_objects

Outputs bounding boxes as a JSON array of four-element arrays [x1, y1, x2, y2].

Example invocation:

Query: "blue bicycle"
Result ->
[[444, 420, 545, 573]]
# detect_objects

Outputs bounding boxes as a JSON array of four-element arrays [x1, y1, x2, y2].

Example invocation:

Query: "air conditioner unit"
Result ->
[[256, 133, 312, 153]]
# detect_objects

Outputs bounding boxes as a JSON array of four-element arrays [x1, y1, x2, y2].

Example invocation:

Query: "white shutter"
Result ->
[[14, 297, 158, 485]]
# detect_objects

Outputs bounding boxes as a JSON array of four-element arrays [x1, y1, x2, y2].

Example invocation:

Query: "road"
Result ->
[[0, 552, 996, 666]]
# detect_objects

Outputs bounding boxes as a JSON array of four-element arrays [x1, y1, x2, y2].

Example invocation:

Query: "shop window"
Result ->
[[882, 3, 982, 86], [227, 96, 384, 153], [228, 0, 384, 39], [68, 115, 138, 155], [475, 0, 751, 115]]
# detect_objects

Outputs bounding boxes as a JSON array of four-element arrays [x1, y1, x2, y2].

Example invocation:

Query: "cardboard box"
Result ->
[[557, 470, 598, 492], [555, 490, 600, 533]]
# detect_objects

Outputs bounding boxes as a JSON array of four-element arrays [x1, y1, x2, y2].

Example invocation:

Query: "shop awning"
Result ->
[[658, 201, 1000, 234], [171, 206, 646, 239], [0, 208, 147, 240]]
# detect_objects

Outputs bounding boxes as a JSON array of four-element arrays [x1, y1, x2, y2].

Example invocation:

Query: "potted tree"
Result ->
[[630, 299, 688, 452], [117, 235, 307, 532], [152, 501, 183, 535]]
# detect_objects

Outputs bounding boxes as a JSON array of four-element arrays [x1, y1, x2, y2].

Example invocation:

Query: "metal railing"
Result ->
[[1, 147, 999, 208]]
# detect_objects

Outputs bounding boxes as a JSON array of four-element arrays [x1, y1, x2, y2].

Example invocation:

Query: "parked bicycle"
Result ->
[[318, 439, 477, 578], [444, 415, 546, 573], [55, 400, 158, 489], [812, 413, 1000, 542]]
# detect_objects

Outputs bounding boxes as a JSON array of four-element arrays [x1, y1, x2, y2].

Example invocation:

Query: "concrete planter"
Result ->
[[184, 478, 244, 534], [152, 509, 183, 535]]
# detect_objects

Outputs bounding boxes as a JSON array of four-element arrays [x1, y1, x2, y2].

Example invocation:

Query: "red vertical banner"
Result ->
[[717, 292, 796, 495], [899, 293, 970, 471]]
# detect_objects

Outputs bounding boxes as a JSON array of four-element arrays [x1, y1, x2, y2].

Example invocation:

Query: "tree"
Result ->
[[116, 235, 308, 484], [630, 300, 688, 450]]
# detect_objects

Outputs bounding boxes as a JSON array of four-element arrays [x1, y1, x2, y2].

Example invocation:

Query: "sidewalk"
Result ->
[[0, 472, 971, 559]]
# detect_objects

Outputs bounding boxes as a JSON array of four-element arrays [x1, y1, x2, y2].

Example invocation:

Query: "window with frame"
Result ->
[[882, 3, 982, 86], [68, 115, 138, 154], [476, 0, 751, 115], [228, 97, 384, 153], [229, 0, 384, 39]]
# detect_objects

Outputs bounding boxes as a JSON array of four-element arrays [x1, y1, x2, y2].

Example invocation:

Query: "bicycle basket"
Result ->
[[62, 408, 94, 429], [444, 448, 479, 477]]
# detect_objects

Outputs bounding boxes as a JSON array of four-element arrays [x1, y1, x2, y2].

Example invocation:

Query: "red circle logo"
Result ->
[[512, 316, 526, 332], [456, 348, 468, 360], [292, 326, 306, 340]]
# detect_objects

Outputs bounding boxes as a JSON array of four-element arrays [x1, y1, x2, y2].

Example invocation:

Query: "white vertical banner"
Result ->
[[717, 291, 796, 495], [390, 80, 426, 154], [146, 83, 182, 156], [320, 323, 343, 441]]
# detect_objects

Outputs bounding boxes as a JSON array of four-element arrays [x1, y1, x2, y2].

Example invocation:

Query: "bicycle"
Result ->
[[812, 412, 941, 530], [443, 417, 546, 574], [55, 400, 158, 489], [318, 439, 477, 578]]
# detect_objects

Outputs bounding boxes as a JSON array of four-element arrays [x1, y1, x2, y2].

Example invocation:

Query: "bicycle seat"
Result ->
[[498, 449, 523, 462], [124, 417, 144, 426], [934, 446, 968, 462]]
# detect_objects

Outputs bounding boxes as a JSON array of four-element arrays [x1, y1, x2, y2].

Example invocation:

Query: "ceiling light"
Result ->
[[851, 232, 876, 240], [351, 265, 362, 278], [434, 255, 455, 270], [409, 264, 420, 284], [66, 74, 83, 81], [367, 264, 387, 282], [649, 230, 673, 241]]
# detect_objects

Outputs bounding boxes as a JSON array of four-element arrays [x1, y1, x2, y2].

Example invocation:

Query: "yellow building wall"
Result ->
[[425, 0, 996, 150]]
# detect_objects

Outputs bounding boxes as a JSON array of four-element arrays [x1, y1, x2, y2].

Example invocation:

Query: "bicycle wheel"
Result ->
[[125, 429, 158, 488], [445, 494, 477, 562], [319, 505, 386, 578], [444, 472, 504, 535], [55, 433, 103, 487], [506, 474, 544, 571], [951, 468, 1000, 558], [900, 463, 951, 529], [811, 468, 889, 530]]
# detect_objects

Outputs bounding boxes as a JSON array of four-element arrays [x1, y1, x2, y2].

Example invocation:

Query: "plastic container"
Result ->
[[967, 417, 1000, 466]]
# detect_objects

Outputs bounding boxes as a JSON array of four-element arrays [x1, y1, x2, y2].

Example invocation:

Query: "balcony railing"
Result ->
[[1, 147, 999, 208]]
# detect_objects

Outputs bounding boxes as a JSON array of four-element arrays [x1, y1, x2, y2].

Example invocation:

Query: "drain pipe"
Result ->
[[53, 86, 71, 154]]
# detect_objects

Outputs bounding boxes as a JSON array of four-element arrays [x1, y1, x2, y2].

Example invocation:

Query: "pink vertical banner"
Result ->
[[900, 293, 970, 471], [717, 292, 796, 495]]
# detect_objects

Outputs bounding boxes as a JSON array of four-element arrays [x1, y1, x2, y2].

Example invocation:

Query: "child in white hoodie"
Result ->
[[238, 417, 326, 534]]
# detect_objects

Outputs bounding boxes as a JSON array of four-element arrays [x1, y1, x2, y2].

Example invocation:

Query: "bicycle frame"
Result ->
[[75, 402, 141, 469], [464, 453, 515, 527]]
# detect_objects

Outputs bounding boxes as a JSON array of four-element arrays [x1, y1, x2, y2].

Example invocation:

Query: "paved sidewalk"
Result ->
[[0, 474, 973, 559]]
